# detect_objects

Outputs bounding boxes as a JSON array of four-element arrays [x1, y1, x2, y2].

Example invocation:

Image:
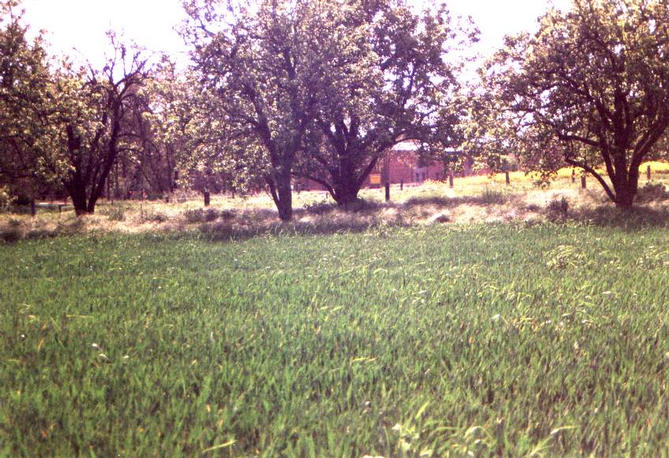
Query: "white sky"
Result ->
[[21, 0, 191, 65], [20, 0, 573, 66]]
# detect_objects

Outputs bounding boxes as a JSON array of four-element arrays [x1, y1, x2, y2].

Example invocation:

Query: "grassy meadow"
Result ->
[[2, 221, 669, 455], [2, 165, 669, 455]]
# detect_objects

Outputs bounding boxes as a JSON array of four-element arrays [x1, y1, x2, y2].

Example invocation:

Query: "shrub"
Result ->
[[479, 189, 508, 205], [546, 196, 569, 220], [636, 183, 669, 203], [183, 208, 226, 223], [102, 205, 126, 222], [56, 217, 85, 235], [303, 199, 337, 215], [0, 218, 23, 243], [141, 212, 168, 224], [341, 198, 381, 213], [404, 196, 451, 207]]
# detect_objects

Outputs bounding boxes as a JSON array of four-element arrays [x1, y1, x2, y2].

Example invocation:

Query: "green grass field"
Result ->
[[2, 223, 669, 456]]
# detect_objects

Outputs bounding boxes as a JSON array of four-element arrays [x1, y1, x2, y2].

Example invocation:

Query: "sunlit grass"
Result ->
[[2, 224, 669, 455], [1, 161, 668, 242]]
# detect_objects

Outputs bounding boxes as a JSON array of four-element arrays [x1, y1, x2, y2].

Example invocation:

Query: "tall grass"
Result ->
[[2, 225, 669, 455]]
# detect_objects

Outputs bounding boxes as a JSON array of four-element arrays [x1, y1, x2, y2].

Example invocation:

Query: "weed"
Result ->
[[183, 207, 226, 223], [636, 182, 669, 202], [546, 196, 569, 221], [479, 188, 508, 205], [102, 205, 126, 222]]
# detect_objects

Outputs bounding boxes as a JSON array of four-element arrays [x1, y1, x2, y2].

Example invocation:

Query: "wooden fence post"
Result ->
[[385, 182, 390, 202], [505, 171, 510, 185], [647, 165, 651, 181], [449, 170, 454, 188], [204, 190, 210, 207], [581, 176, 586, 189]]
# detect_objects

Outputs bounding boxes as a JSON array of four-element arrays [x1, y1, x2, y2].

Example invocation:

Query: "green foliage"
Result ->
[[186, 0, 342, 220], [54, 35, 151, 215], [3, 225, 669, 455], [473, 0, 669, 208], [294, 0, 471, 205], [184, 0, 474, 216], [0, 185, 14, 211], [0, 1, 62, 192], [0, 3, 152, 214]]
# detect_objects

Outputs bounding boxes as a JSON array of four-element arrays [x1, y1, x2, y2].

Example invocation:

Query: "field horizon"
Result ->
[[2, 164, 669, 244]]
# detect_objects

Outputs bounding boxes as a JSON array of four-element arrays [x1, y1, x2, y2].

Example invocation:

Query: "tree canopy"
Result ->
[[474, 0, 669, 208], [185, 0, 340, 220], [295, 0, 470, 206], [55, 37, 150, 214], [0, 1, 56, 197], [184, 0, 472, 218], [4, 0, 669, 218]]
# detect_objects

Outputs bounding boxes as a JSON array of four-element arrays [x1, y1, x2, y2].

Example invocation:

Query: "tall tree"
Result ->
[[147, 60, 267, 200], [477, 0, 669, 208], [127, 63, 180, 198], [185, 0, 341, 220], [296, 0, 470, 205], [0, 0, 61, 200], [53, 36, 150, 215]]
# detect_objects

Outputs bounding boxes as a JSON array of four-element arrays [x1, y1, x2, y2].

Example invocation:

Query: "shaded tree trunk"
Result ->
[[63, 161, 113, 215], [611, 168, 638, 209], [569, 150, 642, 209], [332, 182, 360, 206], [320, 154, 381, 206], [267, 169, 293, 221], [66, 180, 88, 216], [86, 192, 101, 214], [332, 159, 362, 206]]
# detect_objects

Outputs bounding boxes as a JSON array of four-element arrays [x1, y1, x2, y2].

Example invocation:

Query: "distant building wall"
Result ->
[[294, 143, 475, 191]]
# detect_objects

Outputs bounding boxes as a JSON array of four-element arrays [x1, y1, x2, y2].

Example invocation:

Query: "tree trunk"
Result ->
[[332, 159, 362, 206], [65, 178, 89, 216], [613, 181, 636, 208], [268, 169, 293, 221], [612, 164, 639, 209], [332, 180, 361, 206], [276, 179, 292, 221], [86, 195, 98, 214]]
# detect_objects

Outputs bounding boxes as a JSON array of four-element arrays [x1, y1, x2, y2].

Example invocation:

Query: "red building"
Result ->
[[295, 141, 472, 191], [365, 141, 445, 187]]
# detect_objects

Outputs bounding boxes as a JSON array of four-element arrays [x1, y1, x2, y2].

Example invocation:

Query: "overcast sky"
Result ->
[[20, 0, 573, 66]]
